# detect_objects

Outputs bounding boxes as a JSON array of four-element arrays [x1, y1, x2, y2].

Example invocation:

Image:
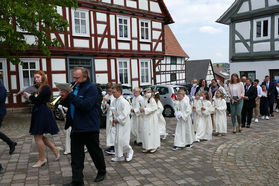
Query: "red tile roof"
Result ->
[[164, 25, 189, 58]]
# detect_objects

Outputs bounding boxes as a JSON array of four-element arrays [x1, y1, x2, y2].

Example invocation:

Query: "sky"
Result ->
[[164, 0, 235, 63]]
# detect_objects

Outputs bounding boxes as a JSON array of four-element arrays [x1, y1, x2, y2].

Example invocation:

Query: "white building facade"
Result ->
[[0, 0, 174, 107], [217, 0, 279, 82]]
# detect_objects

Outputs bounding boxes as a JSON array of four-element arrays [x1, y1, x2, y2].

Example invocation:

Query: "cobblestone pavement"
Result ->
[[0, 111, 279, 185]]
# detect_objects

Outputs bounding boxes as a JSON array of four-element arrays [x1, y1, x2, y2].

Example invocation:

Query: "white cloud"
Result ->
[[199, 26, 222, 34], [164, 0, 235, 25]]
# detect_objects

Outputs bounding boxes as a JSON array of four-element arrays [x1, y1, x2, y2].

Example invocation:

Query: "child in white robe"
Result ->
[[192, 92, 203, 142], [141, 88, 160, 153], [173, 89, 193, 150], [111, 84, 133, 162], [101, 83, 116, 155], [154, 92, 168, 140], [131, 87, 144, 145], [200, 91, 214, 141], [213, 90, 227, 136]]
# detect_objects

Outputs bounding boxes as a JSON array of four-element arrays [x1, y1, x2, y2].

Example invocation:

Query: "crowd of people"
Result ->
[[1, 66, 278, 185]]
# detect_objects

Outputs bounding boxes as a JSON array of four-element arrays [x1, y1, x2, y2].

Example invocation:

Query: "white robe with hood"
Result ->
[[213, 98, 227, 134], [200, 100, 214, 140], [131, 95, 144, 143], [156, 100, 167, 137]]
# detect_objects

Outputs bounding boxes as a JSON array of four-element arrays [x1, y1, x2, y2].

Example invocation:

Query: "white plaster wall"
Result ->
[[111, 59, 116, 80], [152, 31, 161, 40], [11, 75, 17, 89], [52, 74, 67, 87], [132, 81, 139, 89], [42, 58, 47, 71], [73, 39, 89, 48], [96, 74, 109, 84], [131, 59, 138, 78], [91, 11, 94, 34], [155, 42, 162, 52], [127, 0, 137, 8], [132, 18, 138, 38], [57, 6, 63, 16], [235, 42, 249, 53], [275, 41, 279, 51], [238, 1, 249, 13], [268, 0, 279, 6], [114, 0, 124, 6], [140, 43, 151, 51], [10, 62, 15, 71], [230, 61, 279, 82], [138, 0, 148, 10], [235, 35, 241, 41], [152, 21, 162, 29], [24, 35, 36, 45], [235, 21, 251, 39], [97, 24, 106, 35], [110, 15, 115, 36], [251, 0, 265, 10], [96, 12, 107, 22], [95, 59, 108, 71], [59, 34, 65, 45], [102, 0, 111, 3], [118, 42, 130, 50], [66, 8, 70, 31], [253, 42, 270, 52], [51, 58, 66, 71], [111, 38, 116, 50], [132, 40, 138, 50], [150, 1, 161, 13]]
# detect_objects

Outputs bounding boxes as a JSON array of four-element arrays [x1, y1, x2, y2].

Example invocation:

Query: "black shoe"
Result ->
[[9, 142, 17, 155], [137, 142, 142, 146], [271, 114, 274, 117], [0, 164, 3, 174], [94, 173, 106, 182], [246, 125, 250, 128], [63, 182, 84, 186], [241, 125, 245, 128]]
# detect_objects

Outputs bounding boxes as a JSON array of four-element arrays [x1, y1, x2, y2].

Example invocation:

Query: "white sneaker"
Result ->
[[266, 116, 269, 120], [111, 156, 125, 162], [276, 109, 279, 113], [255, 118, 259, 123], [261, 116, 265, 120], [126, 150, 134, 162], [64, 151, 71, 155], [252, 118, 255, 121]]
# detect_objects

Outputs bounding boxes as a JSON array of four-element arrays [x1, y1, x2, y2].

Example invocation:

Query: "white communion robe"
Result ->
[[111, 96, 133, 158], [174, 97, 193, 147], [200, 100, 214, 141], [192, 99, 203, 142], [101, 94, 115, 147], [213, 98, 227, 134], [131, 95, 144, 143], [142, 97, 160, 150], [157, 100, 167, 137]]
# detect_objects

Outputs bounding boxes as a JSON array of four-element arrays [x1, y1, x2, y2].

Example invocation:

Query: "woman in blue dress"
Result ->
[[23, 70, 61, 168]]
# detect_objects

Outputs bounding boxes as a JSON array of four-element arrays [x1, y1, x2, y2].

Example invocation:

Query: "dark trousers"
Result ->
[[0, 115, 13, 146], [241, 104, 253, 127], [71, 132, 106, 184], [268, 98, 274, 115], [276, 98, 279, 109], [260, 97, 269, 116]]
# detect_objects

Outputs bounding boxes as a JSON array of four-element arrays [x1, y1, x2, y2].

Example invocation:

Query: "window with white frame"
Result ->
[[275, 15, 279, 38], [19, 59, 39, 88], [140, 60, 150, 84], [118, 59, 130, 85], [254, 17, 270, 40], [71, 9, 89, 37], [140, 20, 151, 42], [117, 16, 130, 40], [0, 59, 8, 89]]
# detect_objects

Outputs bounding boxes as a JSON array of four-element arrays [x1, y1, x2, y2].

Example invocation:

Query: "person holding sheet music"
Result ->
[[22, 70, 61, 168]]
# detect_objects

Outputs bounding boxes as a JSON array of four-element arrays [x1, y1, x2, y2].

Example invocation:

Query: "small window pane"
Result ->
[[124, 26, 128, 37], [81, 12, 86, 19], [119, 26, 123, 37], [263, 20, 268, 37], [256, 21, 261, 38], [124, 19, 127, 24], [30, 62, 36, 69], [145, 22, 148, 27], [119, 19, 123, 24], [23, 63, 28, 69], [74, 12, 79, 18]]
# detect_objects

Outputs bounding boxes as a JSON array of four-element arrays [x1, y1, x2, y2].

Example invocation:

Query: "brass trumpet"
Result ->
[[51, 82, 78, 107]]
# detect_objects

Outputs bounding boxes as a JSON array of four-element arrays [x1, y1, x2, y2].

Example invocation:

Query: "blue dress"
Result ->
[[29, 85, 59, 135]]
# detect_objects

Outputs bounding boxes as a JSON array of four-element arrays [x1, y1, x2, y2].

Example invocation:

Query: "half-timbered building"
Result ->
[[217, 0, 279, 82], [155, 25, 189, 85], [0, 0, 174, 107]]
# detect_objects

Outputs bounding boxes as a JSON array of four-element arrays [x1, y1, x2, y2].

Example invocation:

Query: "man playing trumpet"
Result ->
[[59, 67, 106, 186]]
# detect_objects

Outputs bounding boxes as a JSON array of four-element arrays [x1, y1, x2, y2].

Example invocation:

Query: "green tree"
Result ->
[[0, 0, 78, 65]]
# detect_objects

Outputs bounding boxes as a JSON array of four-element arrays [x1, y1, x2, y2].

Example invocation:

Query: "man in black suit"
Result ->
[[261, 75, 276, 117], [242, 79, 257, 128]]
